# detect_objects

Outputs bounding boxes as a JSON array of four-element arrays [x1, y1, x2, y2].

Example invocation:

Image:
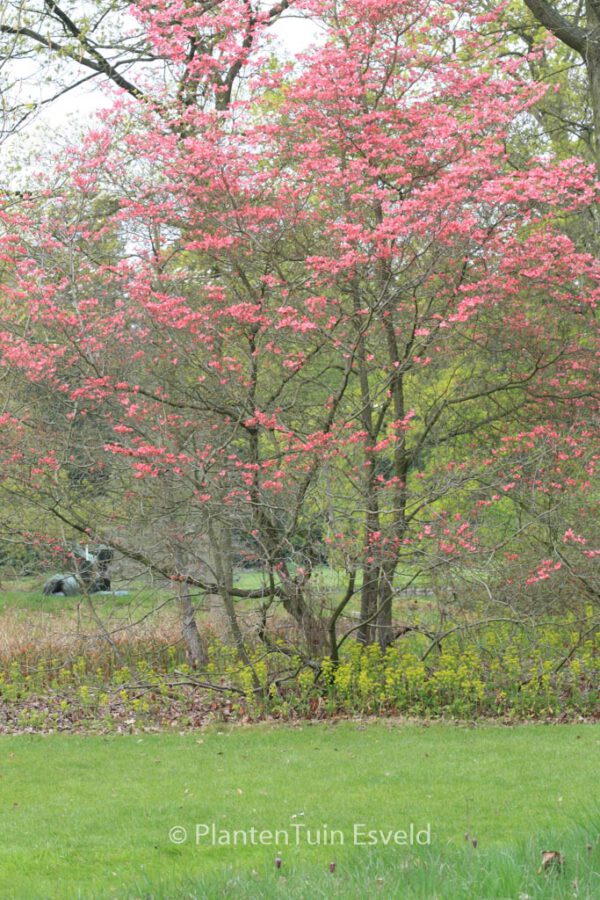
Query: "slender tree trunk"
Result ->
[[209, 519, 259, 680], [358, 555, 380, 645], [376, 321, 410, 647], [177, 581, 206, 667], [350, 275, 381, 646], [284, 584, 328, 656], [587, 1, 600, 172], [375, 568, 394, 648], [161, 459, 208, 668], [172, 538, 206, 667]]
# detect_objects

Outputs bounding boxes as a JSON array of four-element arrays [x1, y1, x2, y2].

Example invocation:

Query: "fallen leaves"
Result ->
[[538, 849, 565, 874]]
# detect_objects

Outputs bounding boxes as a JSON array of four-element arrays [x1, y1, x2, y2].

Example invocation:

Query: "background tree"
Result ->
[[516, 1, 600, 168]]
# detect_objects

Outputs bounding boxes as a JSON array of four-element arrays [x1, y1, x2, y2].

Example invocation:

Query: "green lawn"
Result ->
[[0, 583, 169, 614], [0, 567, 431, 617], [0, 723, 598, 898]]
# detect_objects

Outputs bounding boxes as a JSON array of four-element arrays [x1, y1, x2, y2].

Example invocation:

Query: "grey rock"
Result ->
[[42, 574, 81, 596]]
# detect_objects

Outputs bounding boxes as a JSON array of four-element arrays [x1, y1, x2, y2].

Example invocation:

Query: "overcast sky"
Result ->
[[3, 10, 320, 180]]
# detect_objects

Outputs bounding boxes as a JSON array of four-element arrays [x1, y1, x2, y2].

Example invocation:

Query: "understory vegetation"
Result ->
[[1, 583, 596, 731]]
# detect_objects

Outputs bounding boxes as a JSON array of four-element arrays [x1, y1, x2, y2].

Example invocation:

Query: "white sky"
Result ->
[[2, 11, 320, 181]]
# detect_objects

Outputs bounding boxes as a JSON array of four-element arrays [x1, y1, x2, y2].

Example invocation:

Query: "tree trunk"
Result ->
[[284, 585, 328, 656], [587, 1, 600, 172], [376, 563, 396, 648], [358, 560, 379, 645], [177, 581, 206, 668], [208, 519, 258, 679], [523, 0, 600, 172]]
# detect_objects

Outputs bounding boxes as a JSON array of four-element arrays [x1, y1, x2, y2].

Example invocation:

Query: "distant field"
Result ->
[[0, 722, 598, 898], [0, 577, 172, 613], [0, 569, 429, 729], [0, 565, 433, 609], [0, 568, 439, 658]]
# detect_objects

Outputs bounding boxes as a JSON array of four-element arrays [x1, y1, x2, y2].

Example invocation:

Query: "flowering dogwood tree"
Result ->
[[0, 0, 597, 659]]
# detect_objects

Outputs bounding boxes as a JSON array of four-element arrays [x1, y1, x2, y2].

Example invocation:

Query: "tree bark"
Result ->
[[208, 519, 258, 679], [177, 582, 206, 668], [522, 0, 600, 171], [586, 0, 600, 170]]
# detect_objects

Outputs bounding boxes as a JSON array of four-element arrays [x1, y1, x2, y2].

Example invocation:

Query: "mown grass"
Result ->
[[0, 722, 598, 898], [0, 567, 432, 616], [0, 580, 171, 614]]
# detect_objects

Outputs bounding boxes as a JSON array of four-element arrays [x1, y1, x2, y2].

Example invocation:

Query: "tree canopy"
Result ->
[[0, 0, 597, 660]]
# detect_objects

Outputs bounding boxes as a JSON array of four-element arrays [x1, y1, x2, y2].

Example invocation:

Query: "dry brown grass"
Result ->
[[0, 604, 183, 664]]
